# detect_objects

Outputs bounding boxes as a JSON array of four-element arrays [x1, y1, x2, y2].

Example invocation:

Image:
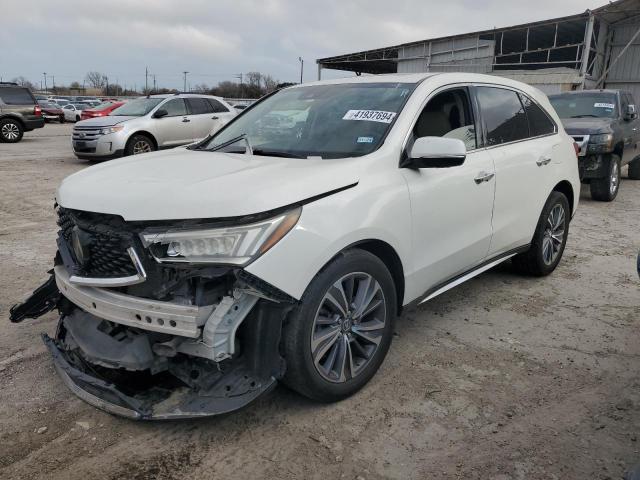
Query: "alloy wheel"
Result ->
[[311, 272, 387, 383], [542, 204, 565, 266], [132, 140, 152, 154], [610, 160, 620, 196], [1, 123, 20, 141]]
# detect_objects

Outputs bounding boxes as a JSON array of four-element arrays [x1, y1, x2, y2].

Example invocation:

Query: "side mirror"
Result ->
[[401, 136, 466, 169], [624, 104, 637, 121], [152, 109, 168, 119]]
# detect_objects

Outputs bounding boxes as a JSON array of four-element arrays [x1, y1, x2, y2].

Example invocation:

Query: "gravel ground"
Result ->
[[0, 123, 639, 480]]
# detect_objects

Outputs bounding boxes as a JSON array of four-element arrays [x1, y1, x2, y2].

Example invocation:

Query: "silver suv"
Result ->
[[71, 94, 236, 160]]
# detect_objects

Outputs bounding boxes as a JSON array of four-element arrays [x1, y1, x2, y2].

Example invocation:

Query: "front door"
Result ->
[[153, 98, 193, 147], [403, 86, 495, 294]]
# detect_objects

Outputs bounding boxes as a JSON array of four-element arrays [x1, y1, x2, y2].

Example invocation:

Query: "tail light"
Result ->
[[573, 142, 579, 158], [34, 105, 42, 116]]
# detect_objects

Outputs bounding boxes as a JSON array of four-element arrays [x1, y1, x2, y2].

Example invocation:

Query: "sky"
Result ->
[[0, 0, 599, 91]]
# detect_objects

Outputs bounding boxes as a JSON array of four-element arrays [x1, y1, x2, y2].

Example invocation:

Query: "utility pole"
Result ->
[[298, 57, 304, 84], [153, 74, 156, 93], [105, 76, 109, 95], [43, 72, 47, 92], [52, 75, 55, 92], [234, 73, 243, 98], [182, 71, 189, 92], [145, 66, 148, 94]]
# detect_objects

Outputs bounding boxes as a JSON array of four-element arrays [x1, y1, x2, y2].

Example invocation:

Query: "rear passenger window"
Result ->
[[519, 94, 556, 137], [0, 88, 34, 105], [208, 99, 230, 113], [187, 98, 214, 115], [476, 87, 529, 145]]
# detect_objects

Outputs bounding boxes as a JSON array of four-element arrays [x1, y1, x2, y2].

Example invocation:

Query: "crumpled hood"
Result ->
[[57, 149, 361, 220], [560, 117, 615, 135], [74, 116, 137, 128]]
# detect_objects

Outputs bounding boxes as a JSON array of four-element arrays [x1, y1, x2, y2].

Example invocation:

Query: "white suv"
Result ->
[[12, 73, 579, 419], [71, 94, 236, 160]]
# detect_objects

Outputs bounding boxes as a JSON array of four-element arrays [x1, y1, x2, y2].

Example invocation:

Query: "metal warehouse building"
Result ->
[[316, 0, 640, 99]]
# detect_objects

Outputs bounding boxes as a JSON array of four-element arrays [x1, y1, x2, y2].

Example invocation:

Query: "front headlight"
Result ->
[[140, 207, 301, 266], [99, 125, 124, 135], [587, 133, 614, 153]]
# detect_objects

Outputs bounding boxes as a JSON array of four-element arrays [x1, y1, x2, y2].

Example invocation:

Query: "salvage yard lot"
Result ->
[[0, 123, 639, 479]]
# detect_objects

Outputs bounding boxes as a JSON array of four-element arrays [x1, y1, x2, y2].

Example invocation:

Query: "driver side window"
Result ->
[[413, 88, 477, 151]]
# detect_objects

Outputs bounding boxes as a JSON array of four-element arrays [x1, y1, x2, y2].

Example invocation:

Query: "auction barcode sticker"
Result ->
[[343, 110, 397, 123], [594, 103, 615, 109]]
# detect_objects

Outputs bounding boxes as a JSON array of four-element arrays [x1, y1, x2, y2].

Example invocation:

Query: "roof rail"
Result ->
[[0, 82, 19, 86]]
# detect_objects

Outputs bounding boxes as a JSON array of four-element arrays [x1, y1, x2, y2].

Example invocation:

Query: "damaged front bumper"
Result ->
[[12, 267, 292, 420]]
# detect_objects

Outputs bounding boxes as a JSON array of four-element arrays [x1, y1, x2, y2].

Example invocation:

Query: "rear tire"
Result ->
[[59, 115, 65, 123], [282, 249, 396, 402], [75, 115, 80, 122], [629, 157, 640, 180], [512, 191, 570, 276], [0, 118, 24, 143], [590, 155, 620, 201], [125, 134, 156, 156]]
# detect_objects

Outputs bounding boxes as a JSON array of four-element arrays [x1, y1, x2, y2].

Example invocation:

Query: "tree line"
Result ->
[[8, 71, 296, 98]]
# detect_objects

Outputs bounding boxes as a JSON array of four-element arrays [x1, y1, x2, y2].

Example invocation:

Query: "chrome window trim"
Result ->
[[68, 247, 147, 287]]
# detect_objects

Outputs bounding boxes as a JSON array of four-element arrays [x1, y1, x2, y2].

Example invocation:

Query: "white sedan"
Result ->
[[62, 103, 89, 122]]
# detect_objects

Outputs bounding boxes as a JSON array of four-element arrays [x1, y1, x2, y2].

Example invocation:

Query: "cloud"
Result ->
[[0, 0, 597, 88]]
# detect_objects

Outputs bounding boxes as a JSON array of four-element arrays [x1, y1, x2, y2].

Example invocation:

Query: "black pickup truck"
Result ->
[[549, 89, 640, 201]]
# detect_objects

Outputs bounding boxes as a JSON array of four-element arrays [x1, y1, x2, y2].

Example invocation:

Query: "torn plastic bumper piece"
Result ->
[[10, 273, 60, 323], [43, 333, 278, 420]]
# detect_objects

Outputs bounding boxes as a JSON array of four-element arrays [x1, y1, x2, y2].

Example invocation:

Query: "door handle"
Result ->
[[536, 156, 552, 166], [182, 117, 190, 123], [211, 116, 219, 120], [474, 171, 495, 184]]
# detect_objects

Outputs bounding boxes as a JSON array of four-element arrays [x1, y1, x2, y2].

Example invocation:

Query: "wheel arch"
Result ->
[[551, 180, 575, 215], [0, 114, 26, 130], [336, 239, 405, 315], [127, 130, 158, 150]]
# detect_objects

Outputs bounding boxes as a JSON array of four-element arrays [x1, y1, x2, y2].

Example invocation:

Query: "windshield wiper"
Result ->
[[570, 114, 598, 118], [252, 149, 307, 159], [199, 133, 253, 154]]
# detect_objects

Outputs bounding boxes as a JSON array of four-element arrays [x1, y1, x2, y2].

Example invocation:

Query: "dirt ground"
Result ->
[[0, 123, 639, 480]]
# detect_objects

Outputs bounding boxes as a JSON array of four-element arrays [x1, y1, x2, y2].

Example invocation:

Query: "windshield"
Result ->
[[200, 82, 416, 159], [72, 103, 89, 110], [39, 101, 58, 108], [549, 93, 618, 119], [110, 98, 163, 116]]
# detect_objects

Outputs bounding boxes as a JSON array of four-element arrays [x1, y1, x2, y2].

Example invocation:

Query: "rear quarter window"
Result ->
[[0, 88, 35, 105], [207, 99, 231, 113], [519, 94, 556, 137]]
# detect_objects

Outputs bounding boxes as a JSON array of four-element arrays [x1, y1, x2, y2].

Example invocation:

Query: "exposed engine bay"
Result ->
[[11, 207, 296, 419]]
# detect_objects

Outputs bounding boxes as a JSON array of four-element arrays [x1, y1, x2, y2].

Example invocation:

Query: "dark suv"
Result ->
[[0, 82, 45, 143], [549, 89, 640, 201]]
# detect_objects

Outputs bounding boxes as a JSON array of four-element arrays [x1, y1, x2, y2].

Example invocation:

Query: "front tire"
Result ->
[[282, 249, 396, 402], [125, 134, 155, 156], [590, 155, 620, 201], [629, 156, 640, 180], [0, 118, 24, 143], [512, 191, 570, 276]]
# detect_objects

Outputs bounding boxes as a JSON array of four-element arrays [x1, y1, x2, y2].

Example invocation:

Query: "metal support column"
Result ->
[[579, 13, 595, 89]]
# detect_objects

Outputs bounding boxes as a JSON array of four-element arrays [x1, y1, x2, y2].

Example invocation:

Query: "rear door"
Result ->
[[208, 98, 236, 133], [0, 87, 36, 119], [152, 98, 193, 147], [185, 97, 217, 141], [621, 92, 640, 165], [476, 86, 559, 256]]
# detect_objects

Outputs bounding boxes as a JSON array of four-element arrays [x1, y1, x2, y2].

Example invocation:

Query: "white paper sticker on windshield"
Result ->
[[357, 136, 374, 143], [594, 103, 615, 109], [343, 110, 397, 123]]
